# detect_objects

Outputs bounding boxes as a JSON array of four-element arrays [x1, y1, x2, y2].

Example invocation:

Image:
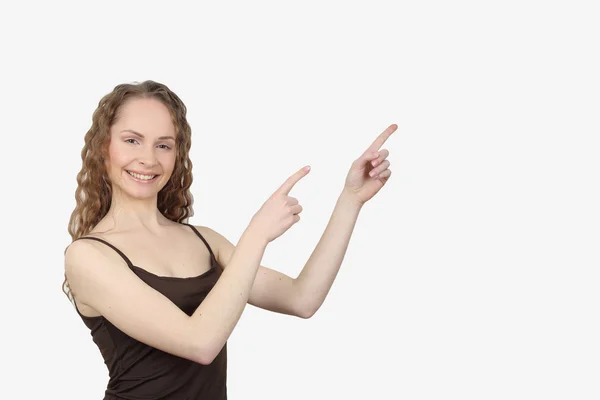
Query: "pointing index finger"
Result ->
[[367, 124, 398, 154], [276, 165, 311, 196]]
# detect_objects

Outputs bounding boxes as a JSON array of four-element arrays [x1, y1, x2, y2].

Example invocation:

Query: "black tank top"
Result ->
[[72, 223, 227, 400]]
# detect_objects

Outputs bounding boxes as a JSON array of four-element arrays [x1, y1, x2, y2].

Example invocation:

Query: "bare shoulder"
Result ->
[[65, 239, 110, 275], [64, 237, 129, 306], [191, 225, 235, 266], [65, 237, 126, 271], [191, 225, 223, 254]]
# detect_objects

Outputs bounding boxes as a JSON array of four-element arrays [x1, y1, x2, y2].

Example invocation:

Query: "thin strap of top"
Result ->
[[73, 223, 214, 265], [181, 223, 215, 257], [73, 236, 134, 267]]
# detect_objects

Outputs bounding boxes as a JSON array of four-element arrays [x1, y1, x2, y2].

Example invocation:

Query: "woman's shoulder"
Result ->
[[184, 223, 234, 264], [65, 233, 128, 273], [186, 223, 220, 248], [186, 223, 214, 237]]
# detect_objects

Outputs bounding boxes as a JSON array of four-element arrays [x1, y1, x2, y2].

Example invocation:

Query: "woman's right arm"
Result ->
[[65, 226, 267, 365], [187, 227, 268, 363], [65, 166, 309, 365]]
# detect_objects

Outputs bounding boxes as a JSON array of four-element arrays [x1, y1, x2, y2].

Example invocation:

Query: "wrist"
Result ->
[[340, 188, 365, 210], [242, 224, 270, 248]]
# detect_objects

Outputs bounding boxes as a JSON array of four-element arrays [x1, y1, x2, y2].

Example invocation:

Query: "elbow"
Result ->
[[296, 295, 318, 319], [295, 283, 318, 319], [195, 341, 226, 365], [192, 340, 215, 365], [194, 350, 209, 365], [297, 305, 316, 319], [195, 349, 215, 366], [196, 344, 220, 365], [197, 354, 214, 366]]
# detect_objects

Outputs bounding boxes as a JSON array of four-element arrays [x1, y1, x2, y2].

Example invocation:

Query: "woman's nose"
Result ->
[[138, 148, 158, 167]]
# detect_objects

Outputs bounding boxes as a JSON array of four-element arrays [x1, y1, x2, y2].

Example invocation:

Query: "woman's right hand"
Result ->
[[249, 165, 311, 243]]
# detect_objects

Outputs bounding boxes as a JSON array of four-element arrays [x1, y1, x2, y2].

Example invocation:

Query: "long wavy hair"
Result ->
[[62, 80, 195, 302]]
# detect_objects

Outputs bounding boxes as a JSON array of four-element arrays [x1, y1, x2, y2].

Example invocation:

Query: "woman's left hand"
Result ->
[[343, 124, 397, 205]]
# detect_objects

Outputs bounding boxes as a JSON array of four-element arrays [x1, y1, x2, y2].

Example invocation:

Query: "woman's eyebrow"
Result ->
[[120, 129, 176, 141]]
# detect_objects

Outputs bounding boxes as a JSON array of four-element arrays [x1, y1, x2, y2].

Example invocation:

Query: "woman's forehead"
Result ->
[[114, 98, 176, 137]]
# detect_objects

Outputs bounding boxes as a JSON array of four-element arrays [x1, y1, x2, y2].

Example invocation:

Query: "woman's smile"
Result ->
[[126, 170, 160, 183]]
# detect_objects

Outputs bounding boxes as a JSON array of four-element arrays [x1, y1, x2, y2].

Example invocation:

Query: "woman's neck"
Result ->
[[99, 192, 171, 234]]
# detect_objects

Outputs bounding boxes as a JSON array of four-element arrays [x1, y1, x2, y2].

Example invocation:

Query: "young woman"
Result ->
[[63, 80, 395, 399]]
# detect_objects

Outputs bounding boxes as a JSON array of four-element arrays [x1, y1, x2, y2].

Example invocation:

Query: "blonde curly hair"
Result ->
[[62, 80, 195, 302]]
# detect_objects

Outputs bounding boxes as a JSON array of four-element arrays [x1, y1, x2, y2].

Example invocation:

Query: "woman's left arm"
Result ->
[[296, 124, 398, 317], [295, 190, 363, 317]]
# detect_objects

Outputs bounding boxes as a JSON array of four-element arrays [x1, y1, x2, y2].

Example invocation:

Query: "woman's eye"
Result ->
[[125, 139, 170, 150]]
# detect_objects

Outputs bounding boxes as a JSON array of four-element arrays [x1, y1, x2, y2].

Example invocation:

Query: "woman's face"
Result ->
[[105, 97, 177, 200]]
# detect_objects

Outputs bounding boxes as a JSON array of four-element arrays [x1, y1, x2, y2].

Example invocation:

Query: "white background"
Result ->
[[1, 1, 599, 399]]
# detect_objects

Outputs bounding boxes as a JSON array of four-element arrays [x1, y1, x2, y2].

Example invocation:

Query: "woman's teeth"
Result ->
[[127, 171, 157, 181]]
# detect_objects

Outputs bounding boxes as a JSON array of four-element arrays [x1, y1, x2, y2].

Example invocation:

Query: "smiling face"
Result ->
[[105, 97, 177, 200]]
